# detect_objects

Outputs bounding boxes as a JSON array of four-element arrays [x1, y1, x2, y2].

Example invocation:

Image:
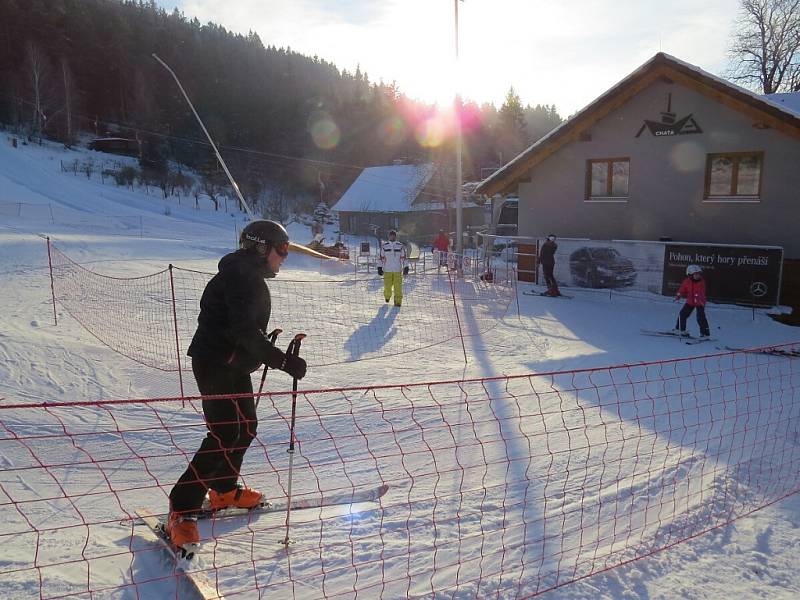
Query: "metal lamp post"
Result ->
[[454, 0, 463, 257]]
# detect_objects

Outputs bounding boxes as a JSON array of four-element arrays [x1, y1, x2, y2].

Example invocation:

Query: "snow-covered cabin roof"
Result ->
[[763, 92, 800, 117], [331, 163, 437, 213], [477, 53, 800, 196]]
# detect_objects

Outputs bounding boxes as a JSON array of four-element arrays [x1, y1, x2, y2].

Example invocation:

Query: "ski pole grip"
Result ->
[[290, 333, 306, 358]]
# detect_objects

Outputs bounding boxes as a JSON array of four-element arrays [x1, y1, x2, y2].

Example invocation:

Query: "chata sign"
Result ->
[[636, 93, 702, 138]]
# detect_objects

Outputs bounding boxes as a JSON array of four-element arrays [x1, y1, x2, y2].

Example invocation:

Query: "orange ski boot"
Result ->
[[165, 511, 199, 560], [208, 485, 264, 510]]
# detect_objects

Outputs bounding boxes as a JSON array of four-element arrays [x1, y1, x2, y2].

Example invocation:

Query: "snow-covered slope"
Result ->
[[1, 134, 799, 599]]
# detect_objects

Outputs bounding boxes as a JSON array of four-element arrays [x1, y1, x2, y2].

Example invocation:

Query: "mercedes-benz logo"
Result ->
[[750, 281, 768, 297]]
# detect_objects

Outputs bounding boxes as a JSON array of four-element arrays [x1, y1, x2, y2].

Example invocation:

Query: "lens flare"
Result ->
[[414, 116, 446, 148], [377, 116, 407, 146], [669, 141, 704, 173], [309, 112, 341, 150]]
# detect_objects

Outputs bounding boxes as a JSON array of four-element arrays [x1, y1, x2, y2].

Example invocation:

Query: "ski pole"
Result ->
[[282, 333, 306, 546], [256, 329, 282, 408]]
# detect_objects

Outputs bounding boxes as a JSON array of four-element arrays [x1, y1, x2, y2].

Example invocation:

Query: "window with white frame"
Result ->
[[704, 152, 763, 200], [586, 158, 630, 200]]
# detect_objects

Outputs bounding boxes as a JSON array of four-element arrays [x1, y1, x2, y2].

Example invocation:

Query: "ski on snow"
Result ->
[[722, 346, 800, 358], [522, 290, 573, 299], [196, 483, 390, 521], [133, 484, 388, 592], [640, 330, 716, 344], [127, 484, 389, 527], [135, 508, 223, 600], [640, 329, 688, 338], [684, 337, 717, 345]]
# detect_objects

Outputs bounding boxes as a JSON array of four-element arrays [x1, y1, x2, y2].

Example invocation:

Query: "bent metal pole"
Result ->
[[152, 53, 256, 220]]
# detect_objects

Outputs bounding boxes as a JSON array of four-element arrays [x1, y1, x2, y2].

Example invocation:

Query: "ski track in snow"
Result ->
[[1, 136, 799, 599]]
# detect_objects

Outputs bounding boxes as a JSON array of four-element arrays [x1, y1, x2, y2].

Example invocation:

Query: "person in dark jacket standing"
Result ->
[[539, 234, 560, 296], [673, 264, 711, 338], [166, 220, 307, 555]]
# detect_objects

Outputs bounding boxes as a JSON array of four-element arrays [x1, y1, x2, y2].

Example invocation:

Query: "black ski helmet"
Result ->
[[240, 220, 290, 254]]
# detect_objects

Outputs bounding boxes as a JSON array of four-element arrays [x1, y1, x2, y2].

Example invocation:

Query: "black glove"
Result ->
[[377, 267, 384, 276], [403, 266, 409, 276], [280, 353, 307, 380]]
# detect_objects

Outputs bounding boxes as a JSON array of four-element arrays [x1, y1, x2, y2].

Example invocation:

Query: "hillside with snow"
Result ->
[[1, 134, 799, 599]]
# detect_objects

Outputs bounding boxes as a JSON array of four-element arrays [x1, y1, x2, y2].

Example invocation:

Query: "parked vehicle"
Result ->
[[569, 247, 637, 288], [492, 196, 518, 236]]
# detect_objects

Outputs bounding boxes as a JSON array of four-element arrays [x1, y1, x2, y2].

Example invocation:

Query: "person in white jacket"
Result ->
[[378, 229, 408, 306]]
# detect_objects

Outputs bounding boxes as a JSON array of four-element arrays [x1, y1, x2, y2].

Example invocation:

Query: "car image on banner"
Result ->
[[569, 247, 637, 288]]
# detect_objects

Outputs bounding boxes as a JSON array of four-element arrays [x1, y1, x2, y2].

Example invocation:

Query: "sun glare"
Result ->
[[408, 70, 459, 107]]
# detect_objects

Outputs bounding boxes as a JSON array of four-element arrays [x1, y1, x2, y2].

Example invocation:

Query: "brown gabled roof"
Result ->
[[476, 52, 800, 197]]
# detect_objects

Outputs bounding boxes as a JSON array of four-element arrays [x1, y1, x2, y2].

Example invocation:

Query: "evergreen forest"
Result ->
[[0, 0, 563, 209]]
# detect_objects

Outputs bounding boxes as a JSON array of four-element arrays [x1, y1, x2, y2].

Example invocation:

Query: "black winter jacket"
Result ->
[[187, 248, 284, 373], [539, 240, 557, 266]]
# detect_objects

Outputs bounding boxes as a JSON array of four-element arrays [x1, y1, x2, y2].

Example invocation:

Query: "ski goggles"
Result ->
[[274, 241, 290, 257]]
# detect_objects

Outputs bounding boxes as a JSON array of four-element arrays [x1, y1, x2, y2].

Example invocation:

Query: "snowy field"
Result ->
[[1, 136, 799, 599]]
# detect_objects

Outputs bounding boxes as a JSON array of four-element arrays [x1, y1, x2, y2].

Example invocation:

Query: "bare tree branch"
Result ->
[[728, 0, 800, 93], [25, 41, 52, 138]]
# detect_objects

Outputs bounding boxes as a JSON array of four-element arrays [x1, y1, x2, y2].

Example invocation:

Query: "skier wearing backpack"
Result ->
[[673, 264, 711, 339], [166, 220, 307, 556]]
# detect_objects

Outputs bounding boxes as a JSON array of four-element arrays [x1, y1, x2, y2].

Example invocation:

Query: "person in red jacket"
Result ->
[[432, 229, 450, 267], [674, 264, 710, 338]]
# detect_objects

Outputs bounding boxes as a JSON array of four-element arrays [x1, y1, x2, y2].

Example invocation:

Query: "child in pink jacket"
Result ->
[[674, 264, 710, 338]]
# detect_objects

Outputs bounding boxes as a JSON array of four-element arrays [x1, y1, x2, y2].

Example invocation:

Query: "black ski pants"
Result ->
[[169, 358, 258, 514], [677, 304, 710, 337], [541, 262, 557, 292]]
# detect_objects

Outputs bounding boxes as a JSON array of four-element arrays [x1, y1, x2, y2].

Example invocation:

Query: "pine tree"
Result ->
[[496, 87, 528, 161]]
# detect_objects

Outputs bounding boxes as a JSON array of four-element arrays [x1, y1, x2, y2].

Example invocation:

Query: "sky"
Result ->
[[162, 0, 740, 117]]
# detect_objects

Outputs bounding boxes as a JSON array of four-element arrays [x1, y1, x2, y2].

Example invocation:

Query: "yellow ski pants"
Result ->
[[383, 271, 403, 306]]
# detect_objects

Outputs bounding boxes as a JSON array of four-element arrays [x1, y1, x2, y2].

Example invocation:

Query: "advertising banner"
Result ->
[[550, 239, 667, 294], [536, 238, 783, 306], [662, 244, 783, 306]]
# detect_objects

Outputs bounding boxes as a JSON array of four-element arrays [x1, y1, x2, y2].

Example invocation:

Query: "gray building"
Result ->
[[332, 162, 484, 243], [476, 53, 800, 261]]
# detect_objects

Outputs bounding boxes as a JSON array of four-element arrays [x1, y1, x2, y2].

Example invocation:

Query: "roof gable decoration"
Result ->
[[476, 52, 800, 197], [635, 92, 703, 137], [331, 163, 436, 214]]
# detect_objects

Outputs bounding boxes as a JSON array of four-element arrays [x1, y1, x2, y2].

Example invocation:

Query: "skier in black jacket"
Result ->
[[539, 234, 561, 296], [166, 220, 306, 554]]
